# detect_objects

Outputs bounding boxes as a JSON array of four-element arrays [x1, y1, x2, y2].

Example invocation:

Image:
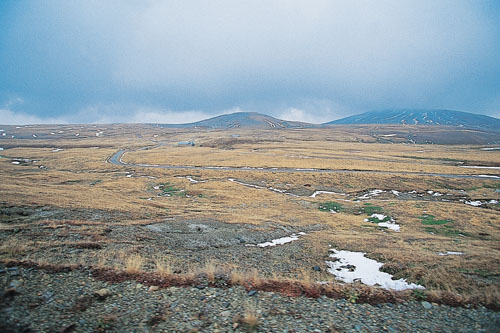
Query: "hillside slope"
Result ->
[[161, 112, 313, 129], [326, 109, 500, 132]]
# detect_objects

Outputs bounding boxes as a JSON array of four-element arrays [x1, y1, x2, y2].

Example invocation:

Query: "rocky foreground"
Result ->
[[1, 264, 499, 332]]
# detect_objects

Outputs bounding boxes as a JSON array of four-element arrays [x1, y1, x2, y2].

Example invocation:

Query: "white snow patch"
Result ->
[[180, 176, 207, 183], [255, 232, 306, 248], [364, 214, 400, 232], [460, 165, 500, 170], [358, 189, 385, 199], [2, 133, 6, 136], [465, 200, 483, 207], [52, 148, 63, 152], [326, 249, 424, 290], [381, 134, 397, 137], [369, 214, 387, 221], [477, 175, 500, 179], [310, 190, 346, 198], [438, 251, 464, 256], [378, 222, 400, 232], [390, 190, 400, 196], [228, 178, 264, 189], [0, 147, 3, 151], [480, 147, 500, 151], [11, 161, 20, 165]]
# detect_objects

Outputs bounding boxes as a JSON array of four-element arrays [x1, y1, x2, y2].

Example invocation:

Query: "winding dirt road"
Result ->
[[108, 149, 500, 180]]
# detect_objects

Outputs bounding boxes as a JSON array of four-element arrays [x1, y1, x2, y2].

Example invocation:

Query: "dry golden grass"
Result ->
[[203, 259, 218, 282], [241, 302, 260, 331], [154, 256, 174, 277], [0, 125, 498, 307], [123, 254, 144, 274], [0, 239, 29, 256]]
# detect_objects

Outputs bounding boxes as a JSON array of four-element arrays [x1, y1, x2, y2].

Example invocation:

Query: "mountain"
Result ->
[[160, 112, 313, 129], [326, 109, 500, 132]]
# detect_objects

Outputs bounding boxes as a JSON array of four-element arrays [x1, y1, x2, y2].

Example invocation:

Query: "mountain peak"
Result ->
[[326, 109, 500, 132]]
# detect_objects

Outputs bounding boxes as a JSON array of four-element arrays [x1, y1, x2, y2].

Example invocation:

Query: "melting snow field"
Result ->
[[254, 232, 306, 248], [438, 251, 464, 256], [178, 176, 207, 183], [357, 189, 384, 199], [310, 190, 346, 198], [460, 165, 500, 170], [326, 249, 424, 291], [464, 200, 498, 207], [364, 214, 400, 232]]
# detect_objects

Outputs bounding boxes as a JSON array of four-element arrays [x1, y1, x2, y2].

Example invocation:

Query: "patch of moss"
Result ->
[[318, 202, 343, 213], [419, 214, 451, 225], [361, 203, 383, 215]]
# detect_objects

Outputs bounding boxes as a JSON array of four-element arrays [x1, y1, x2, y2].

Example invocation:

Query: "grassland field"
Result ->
[[1, 124, 499, 309]]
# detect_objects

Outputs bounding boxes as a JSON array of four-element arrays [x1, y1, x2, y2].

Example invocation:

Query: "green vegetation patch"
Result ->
[[361, 203, 383, 215], [366, 215, 392, 223], [90, 179, 102, 186], [154, 182, 185, 197], [419, 214, 451, 225], [318, 202, 343, 213]]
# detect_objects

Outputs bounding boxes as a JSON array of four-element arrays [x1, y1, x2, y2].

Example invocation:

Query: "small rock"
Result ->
[[247, 290, 257, 297], [421, 301, 432, 310], [95, 288, 112, 299], [136, 284, 143, 289], [195, 285, 205, 290], [312, 266, 321, 272], [9, 280, 22, 289], [149, 286, 159, 292], [220, 310, 231, 317]]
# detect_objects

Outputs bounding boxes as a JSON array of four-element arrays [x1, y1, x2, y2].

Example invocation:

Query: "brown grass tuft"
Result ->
[[154, 256, 173, 277], [124, 254, 144, 274]]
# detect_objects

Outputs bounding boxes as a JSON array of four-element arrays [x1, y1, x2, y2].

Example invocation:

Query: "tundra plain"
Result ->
[[1, 124, 499, 331]]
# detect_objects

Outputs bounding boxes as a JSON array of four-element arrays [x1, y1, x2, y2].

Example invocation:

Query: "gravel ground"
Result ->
[[1, 265, 499, 332]]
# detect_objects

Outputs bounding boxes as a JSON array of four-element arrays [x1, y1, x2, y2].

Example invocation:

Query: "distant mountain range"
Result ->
[[159, 109, 500, 132], [327, 109, 500, 132]]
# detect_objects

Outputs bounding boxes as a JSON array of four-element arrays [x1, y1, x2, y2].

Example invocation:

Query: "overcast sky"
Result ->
[[1, 0, 499, 124]]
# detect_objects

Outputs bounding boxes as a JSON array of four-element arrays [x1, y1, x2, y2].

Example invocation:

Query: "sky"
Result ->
[[1, 0, 500, 125]]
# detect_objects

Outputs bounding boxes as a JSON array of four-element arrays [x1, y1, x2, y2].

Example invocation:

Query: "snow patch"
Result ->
[[228, 178, 264, 189], [326, 249, 424, 290], [438, 251, 464, 256], [310, 190, 346, 198], [364, 214, 400, 232], [254, 232, 306, 248], [460, 165, 500, 170], [358, 189, 384, 199]]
